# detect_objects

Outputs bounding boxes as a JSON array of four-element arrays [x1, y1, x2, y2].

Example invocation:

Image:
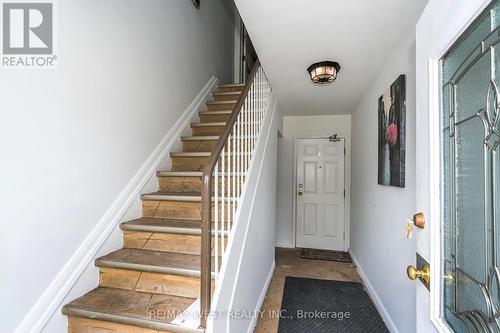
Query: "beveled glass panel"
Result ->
[[455, 118, 486, 283], [443, 16, 491, 84], [455, 55, 490, 123]]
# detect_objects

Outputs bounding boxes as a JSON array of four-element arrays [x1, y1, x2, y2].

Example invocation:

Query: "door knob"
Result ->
[[413, 212, 425, 229], [407, 265, 430, 284]]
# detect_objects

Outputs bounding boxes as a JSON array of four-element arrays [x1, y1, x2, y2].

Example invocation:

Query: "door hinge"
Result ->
[[343, 189, 346, 198], [343, 231, 345, 240], [344, 147, 346, 155]]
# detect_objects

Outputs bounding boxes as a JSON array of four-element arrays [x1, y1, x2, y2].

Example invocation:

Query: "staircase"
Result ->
[[62, 83, 245, 333]]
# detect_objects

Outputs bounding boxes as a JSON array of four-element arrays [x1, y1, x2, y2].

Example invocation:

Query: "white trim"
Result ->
[[14, 76, 218, 333], [423, 1, 493, 332], [293, 136, 351, 252], [350, 251, 399, 333], [428, 57, 453, 333], [246, 261, 275, 333]]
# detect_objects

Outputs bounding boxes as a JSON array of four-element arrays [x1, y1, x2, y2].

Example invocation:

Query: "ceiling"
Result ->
[[234, 0, 428, 115]]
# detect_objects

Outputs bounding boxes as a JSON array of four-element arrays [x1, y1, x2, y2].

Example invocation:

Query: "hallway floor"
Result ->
[[254, 248, 362, 333]]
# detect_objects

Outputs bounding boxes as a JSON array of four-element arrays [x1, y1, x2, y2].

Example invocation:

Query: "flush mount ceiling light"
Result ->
[[307, 61, 341, 85]]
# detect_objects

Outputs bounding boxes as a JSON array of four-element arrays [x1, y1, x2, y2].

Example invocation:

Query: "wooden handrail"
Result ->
[[199, 60, 260, 327]]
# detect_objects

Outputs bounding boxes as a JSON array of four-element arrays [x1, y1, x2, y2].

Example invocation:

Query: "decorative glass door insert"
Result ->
[[442, 1, 500, 332]]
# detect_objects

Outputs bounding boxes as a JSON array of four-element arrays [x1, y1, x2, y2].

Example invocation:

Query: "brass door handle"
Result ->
[[413, 212, 425, 229], [407, 265, 430, 284]]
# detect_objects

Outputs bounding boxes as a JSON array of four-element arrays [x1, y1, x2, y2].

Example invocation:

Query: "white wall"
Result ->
[[0, 1, 235, 332], [276, 115, 351, 248], [211, 96, 279, 333], [350, 28, 417, 333]]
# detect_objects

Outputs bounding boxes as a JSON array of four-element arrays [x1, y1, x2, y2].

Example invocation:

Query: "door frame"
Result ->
[[292, 137, 351, 252], [417, 0, 494, 332]]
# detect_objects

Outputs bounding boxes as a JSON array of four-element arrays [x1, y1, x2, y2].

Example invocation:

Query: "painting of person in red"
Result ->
[[378, 75, 406, 187]]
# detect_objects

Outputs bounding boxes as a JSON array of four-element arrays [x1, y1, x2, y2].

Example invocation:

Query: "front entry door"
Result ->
[[296, 138, 345, 251], [416, 1, 500, 332]]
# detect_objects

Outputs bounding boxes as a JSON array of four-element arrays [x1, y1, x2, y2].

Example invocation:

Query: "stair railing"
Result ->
[[200, 60, 271, 328]]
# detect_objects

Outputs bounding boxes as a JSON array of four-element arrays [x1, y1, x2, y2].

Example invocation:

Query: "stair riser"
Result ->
[[216, 86, 245, 93], [199, 113, 231, 123], [181, 139, 217, 152], [159, 176, 241, 193], [206, 103, 236, 111], [68, 317, 174, 333], [181, 139, 239, 152], [142, 200, 236, 220], [124, 231, 227, 256], [212, 94, 240, 101], [191, 125, 225, 136], [171, 155, 245, 172], [98, 267, 213, 299], [170, 156, 219, 172]]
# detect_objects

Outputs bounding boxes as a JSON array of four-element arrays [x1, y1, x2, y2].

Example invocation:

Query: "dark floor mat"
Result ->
[[300, 248, 353, 263], [277, 277, 389, 333]]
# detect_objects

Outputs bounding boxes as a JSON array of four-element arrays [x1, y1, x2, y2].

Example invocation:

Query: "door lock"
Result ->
[[298, 184, 303, 196], [407, 265, 430, 284]]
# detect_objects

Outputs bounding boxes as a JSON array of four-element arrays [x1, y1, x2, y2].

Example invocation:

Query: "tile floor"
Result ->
[[253, 248, 362, 333]]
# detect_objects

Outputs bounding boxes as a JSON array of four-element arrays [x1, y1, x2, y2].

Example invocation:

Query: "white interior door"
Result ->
[[416, 1, 499, 332], [296, 138, 345, 251]]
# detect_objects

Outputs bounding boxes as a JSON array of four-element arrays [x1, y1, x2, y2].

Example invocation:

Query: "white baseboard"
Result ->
[[247, 261, 275, 333], [15, 76, 218, 333], [349, 251, 399, 333], [276, 242, 294, 248]]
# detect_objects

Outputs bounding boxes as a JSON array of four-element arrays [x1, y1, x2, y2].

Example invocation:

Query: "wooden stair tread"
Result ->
[[181, 136, 219, 141], [198, 110, 232, 115], [170, 152, 251, 157], [141, 192, 237, 202], [170, 152, 211, 157], [141, 192, 201, 201], [121, 217, 225, 235], [156, 171, 243, 177], [121, 217, 202, 233], [212, 91, 241, 96], [190, 122, 226, 127], [62, 287, 202, 333], [96, 248, 216, 275], [206, 100, 237, 105], [218, 83, 244, 87]]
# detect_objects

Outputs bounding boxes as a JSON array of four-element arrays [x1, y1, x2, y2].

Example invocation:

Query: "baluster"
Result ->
[[237, 114, 240, 201], [214, 161, 218, 278], [221, 146, 225, 260], [227, 133, 231, 234], [252, 84, 256, 152], [244, 99, 248, 176], [259, 68, 264, 129], [232, 129, 236, 223], [258, 70, 262, 128]]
